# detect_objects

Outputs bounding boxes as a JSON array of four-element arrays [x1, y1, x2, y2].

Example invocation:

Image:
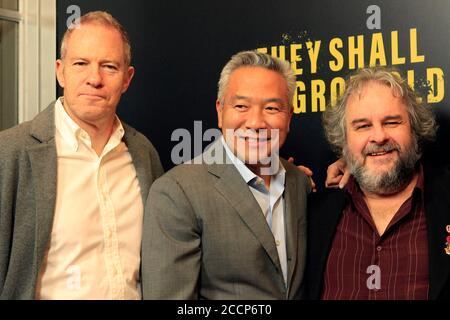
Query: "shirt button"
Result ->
[[377, 246, 382, 252], [275, 240, 281, 246]]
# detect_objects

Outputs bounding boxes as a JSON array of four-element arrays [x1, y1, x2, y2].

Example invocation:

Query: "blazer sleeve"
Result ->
[[141, 174, 201, 299], [0, 128, 24, 294]]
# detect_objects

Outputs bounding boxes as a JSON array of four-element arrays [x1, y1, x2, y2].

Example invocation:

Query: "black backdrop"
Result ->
[[57, 0, 450, 190]]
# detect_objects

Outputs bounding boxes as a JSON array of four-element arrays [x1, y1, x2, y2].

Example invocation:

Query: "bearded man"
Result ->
[[305, 67, 450, 300]]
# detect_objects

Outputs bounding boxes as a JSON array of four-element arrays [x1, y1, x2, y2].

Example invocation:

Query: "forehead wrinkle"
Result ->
[[233, 95, 250, 101]]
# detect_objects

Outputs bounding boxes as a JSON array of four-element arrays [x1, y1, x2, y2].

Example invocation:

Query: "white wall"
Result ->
[[19, 0, 57, 122]]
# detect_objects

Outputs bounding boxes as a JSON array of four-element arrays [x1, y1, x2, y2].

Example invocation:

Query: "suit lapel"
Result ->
[[208, 162, 283, 273], [308, 190, 347, 299], [283, 168, 299, 290], [27, 144, 57, 269], [27, 104, 58, 272], [122, 125, 151, 204]]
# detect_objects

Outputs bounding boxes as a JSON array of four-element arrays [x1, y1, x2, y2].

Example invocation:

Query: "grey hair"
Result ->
[[60, 11, 132, 66], [217, 50, 296, 109], [323, 67, 437, 156]]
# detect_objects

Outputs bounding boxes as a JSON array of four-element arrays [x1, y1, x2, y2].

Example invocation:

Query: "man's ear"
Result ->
[[55, 59, 65, 88], [287, 106, 294, 132], [216, 99, 223, 129], [121, 66, 135, 93]]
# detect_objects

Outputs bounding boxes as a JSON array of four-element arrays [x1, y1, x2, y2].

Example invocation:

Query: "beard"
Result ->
[[343, 136, 420, 195]]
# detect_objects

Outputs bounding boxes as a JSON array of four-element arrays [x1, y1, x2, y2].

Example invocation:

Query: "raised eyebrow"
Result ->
[[228, 95, 251, 105], [230, 96, 287, 107], [263, 98, 285, 105], [383, 115, 403, 122], [350, 118, 370, 126], [350, 115, 405, 127], [100, 60, 120, 66], [70, 57, 88, 62], [233, 95, 251, 101]]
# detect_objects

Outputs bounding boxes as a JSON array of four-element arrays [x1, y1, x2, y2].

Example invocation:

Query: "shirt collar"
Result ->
[[220, 136, 285, 186], [55, 98, 81, 151], [54, 97, 124, 153]]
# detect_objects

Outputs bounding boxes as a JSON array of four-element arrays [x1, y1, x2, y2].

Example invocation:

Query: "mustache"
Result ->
[[363, 142, 400, 156]]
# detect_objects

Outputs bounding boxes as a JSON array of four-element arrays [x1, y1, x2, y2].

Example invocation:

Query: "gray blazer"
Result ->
[[142, 143, 310, 299], [0, 102, 164, 299]]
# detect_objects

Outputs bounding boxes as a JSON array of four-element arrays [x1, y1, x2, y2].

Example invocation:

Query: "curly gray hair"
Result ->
[[323, 67, 437, 156]]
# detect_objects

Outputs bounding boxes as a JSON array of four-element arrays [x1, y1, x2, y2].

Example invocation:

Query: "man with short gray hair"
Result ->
[[306, 67, 450, 300], [142, 51, 311, 299]]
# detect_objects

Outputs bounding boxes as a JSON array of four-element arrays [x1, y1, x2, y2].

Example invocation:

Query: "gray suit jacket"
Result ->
[[142, 143, 310, 299], [0, 102, 164, 299]]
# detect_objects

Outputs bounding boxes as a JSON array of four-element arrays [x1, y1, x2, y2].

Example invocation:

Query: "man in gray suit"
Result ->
[[142, 51, 310, 299], [0, 11, 163, 299]]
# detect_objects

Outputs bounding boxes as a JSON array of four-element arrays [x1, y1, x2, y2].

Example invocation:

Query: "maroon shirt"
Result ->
[[321, 166, 429, 300]]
